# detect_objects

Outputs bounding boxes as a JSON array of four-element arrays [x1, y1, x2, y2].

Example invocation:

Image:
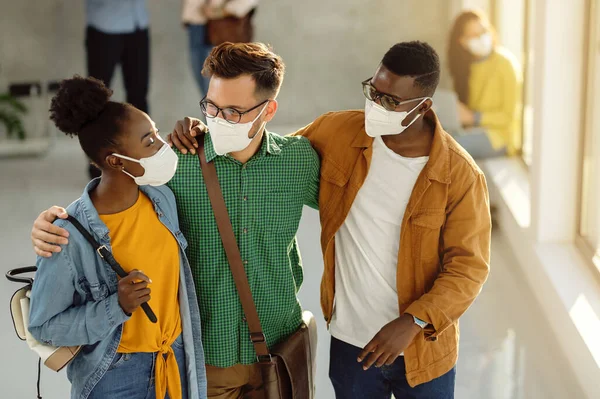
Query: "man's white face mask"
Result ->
[[364, 97, 430, 137], [203, 100, 270, 155]]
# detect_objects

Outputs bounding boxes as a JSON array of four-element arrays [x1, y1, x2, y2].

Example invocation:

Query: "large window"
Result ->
[[494, 0, 534, 166], [580, 0, 600, 272]]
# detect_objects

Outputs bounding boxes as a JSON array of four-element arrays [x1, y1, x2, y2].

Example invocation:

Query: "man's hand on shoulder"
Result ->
[[32, 206, 70, 257]]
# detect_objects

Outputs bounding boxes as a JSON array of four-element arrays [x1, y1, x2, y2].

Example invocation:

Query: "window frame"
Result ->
[[520, 0, 534, 167], [493, 0, 534, 167], [577, 0, 600, 277]]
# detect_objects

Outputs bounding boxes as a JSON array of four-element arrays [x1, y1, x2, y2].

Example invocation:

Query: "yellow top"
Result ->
[[468, 48, 522, 156], [100, 192, 183, 399]]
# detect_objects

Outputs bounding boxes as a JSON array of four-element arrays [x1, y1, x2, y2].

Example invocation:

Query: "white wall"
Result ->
[[0, 0, 453, 134], [448, 0, 492, 20], [254, 1, 452, 124]]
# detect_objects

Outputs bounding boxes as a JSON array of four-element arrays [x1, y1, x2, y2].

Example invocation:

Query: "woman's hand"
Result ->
[[118, 270, 152, 315]]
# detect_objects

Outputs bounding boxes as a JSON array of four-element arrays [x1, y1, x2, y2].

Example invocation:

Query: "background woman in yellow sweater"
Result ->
[[448, 10, 522, 158]]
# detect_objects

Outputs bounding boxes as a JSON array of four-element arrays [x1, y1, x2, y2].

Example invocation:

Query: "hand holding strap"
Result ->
[[67, 215, 157, 324]]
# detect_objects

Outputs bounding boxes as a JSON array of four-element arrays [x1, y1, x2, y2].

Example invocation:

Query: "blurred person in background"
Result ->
[[85, 0, 151, 178], [182, 0, 259, 97], [448, 10, 522, 159]]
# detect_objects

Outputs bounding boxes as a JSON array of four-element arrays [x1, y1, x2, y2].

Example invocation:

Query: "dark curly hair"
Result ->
[[49, 75, 132, 165], [381, 41, 440, 96]]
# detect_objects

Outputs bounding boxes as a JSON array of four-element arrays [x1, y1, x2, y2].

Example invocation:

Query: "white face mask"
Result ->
[[113, 141, 179, 186], [206, 103, 268, 156], [466, 33, 493, 58], [364, 97, 430, 138]]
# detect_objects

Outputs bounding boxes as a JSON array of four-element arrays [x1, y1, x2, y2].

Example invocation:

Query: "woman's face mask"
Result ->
[[466, 32, 493, 58], [113, 140, 179, 186]]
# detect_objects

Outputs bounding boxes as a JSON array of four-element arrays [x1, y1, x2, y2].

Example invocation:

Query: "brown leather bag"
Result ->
[[206, 10, 254, 46], [197, 136, 317, 399]]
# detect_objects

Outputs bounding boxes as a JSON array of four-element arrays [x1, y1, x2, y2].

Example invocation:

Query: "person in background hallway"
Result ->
[[448, 10, 522, 159], [182, 0, 259, 96], [85, 0, 151, 178]]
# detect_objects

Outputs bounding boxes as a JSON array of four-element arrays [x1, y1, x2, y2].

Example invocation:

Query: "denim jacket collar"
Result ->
[[79, 179, 109, 241]]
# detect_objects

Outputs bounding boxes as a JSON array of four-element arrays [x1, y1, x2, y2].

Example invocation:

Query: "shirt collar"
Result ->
[[261, 130, 282, 156], [423, 110, 451, 184], [79, 179, 110, 240], [203, 130, 282, 163], [203, 133, 219, 163]]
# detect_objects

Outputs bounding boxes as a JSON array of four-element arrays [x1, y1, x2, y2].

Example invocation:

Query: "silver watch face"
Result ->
[[413, 316, 427, 328]]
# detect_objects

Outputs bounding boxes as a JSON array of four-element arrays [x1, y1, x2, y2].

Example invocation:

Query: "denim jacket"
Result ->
[[28, 179, 207, 399]]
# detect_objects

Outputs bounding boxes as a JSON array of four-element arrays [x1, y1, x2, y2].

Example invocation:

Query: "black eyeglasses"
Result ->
[[199, 98, 270, 124], [362, 78, 426, 112]]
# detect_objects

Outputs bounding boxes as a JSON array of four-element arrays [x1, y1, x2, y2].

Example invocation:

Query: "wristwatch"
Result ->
[[412, 315, 428, 329]]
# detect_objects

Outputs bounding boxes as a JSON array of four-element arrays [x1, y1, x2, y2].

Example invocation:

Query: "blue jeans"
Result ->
[[453, 128, 507, 160], [329, 337, 456, 399], [89, 335, 188, 399], [187, 24, 213, 96]]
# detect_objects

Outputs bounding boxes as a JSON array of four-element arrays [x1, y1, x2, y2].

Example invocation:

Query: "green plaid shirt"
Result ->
[[168, 131, 320, 367]]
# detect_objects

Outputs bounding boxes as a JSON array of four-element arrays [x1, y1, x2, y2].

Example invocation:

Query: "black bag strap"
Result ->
[[36, 358, 42, 399], [66, 215, 157, 323], [5, 267, 41, 398], [6, 266, 37, 286]]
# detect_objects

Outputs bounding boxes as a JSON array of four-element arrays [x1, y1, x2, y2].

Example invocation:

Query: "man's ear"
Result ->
[[264, 100, 278, 123], [420, 98, 433, 113], [401, 99, 431, 127]]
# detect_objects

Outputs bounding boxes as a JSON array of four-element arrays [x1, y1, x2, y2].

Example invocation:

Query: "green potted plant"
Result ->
[[0, 93, 27, 140]]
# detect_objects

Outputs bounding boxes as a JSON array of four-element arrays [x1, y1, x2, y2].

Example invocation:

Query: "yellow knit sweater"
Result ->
[[468, 48, 522, 156]]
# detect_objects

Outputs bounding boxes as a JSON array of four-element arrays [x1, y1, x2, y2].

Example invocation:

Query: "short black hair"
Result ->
[[50, 75, 132, 166], [381, 41, 441, 96]]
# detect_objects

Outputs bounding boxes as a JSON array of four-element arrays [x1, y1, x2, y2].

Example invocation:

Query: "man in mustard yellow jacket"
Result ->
[[169, 41, 491, 399]]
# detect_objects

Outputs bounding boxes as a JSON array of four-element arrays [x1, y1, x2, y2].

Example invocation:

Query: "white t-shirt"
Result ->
[[329, 136, 429, 349]]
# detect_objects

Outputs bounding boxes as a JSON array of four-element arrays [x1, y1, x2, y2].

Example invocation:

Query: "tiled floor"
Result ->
[[0, 136, 585, 398]]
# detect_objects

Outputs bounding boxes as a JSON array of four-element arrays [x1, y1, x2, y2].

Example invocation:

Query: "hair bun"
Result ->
[[49, 75, 113, 136]]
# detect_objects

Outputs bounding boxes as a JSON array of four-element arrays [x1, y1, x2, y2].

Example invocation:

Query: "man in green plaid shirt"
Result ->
[[167, 43, 319, 394]]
